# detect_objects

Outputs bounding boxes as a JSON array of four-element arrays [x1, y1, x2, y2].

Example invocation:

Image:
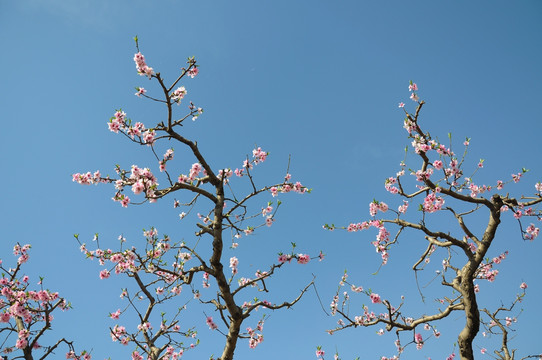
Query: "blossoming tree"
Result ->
[[70, 39, 316, 360], [0, 245, 89, 359], [324, 83, 542, 360]]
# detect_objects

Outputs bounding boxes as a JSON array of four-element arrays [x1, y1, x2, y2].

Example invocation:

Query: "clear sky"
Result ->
[[1, 1, 541, 359]]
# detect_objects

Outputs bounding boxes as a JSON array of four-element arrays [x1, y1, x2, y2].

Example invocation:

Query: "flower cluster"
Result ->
[[408, 81, 419, 102], [315, 346, 325, 359], [13, 243, 31, 264], [72, 170, 103, 185], [414, 332, 424, 350], [206, 316, 218, 330], [369, 200, 388, 216], [1, 246, 81, 357], [230, 256, 239, 275], [277, 253, 311, 265], [171, 86, 187, 104], [234, 147, 269, 177], [423, 190, 445, 213], [159, 149, 174, 172], [105, 109, 155, 145], [297, 254, 310, 264], [178, 163, 204, 184], [385, 177, 399, 194], [135, 87, 146, 97], [269, 181, 307, 197], [109, 165, 159, 207], [247, 319, 265, 349], [134, 52, 154, 78], [188, 67, 199, 78], [524, 223, 540, 240], [476, 252, 508, 282], [354, 305, 378, 326]]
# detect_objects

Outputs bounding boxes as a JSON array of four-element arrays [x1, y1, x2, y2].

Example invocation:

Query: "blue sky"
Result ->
[[1, 1, 541, 359]]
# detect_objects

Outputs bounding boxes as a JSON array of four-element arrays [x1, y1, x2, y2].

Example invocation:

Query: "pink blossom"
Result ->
[[110, 309, 121, 319], [142, 129, 155, 145], [316, 348, 325, 357], [297, 254, 310, 264], [230, 256, 239, 275], [128, 122, 145, 138], [120, 195, 130, 208], [171, 86, 187, 104], [481, 348, 487, 354], [520, 282, 528, 289], [17, 254, 29, 264], [398, 200, 409, 214], [423, 192, 445, 213], [206, 316, 218, 330], [398, 102, 405, 108], [252, 147, 268, 164], [414, 332, 423, 348], [370, 293, 381, 304], [137, 321, 152, 331], [505, 317, 513, 327], [108, 121, 121, 133], [262, 205, 273, 216], [188, 67, 199, 78], [135, 87, 146, 97], [132, 180, 145, 195], [16, 338, 28, 349], [99, 269, 110, 279], [351, 284, 363, 292], [278, 254, 291, 263], [369, 202, 379, 216], [134, 52, 154, 78], [0, 313, 11, 322], [525, 224, 539, 240], [190, 163, 202, 180]]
